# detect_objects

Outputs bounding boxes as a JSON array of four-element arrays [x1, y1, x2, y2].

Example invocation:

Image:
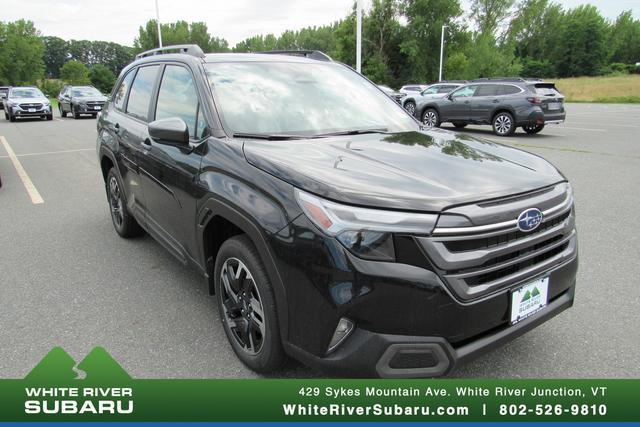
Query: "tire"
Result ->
[[492, 111, 515, 136], [9, 112, 15, 122], [46, 114, 53, 121], [421, 108, 440, 127], [72, 105, 80, 119], [453, 122, 467, 128], [523, 123, 545, 134], [215, 235, 286, 374], [4, 112, 8, 120], [105, 168, 143, 238], [404, 101, 416, 116], [59, 105, 66, 118]]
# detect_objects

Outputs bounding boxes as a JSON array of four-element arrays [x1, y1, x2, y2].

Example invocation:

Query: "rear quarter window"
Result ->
[[113, 71, 136, 111], [499, 85, 522, 95]]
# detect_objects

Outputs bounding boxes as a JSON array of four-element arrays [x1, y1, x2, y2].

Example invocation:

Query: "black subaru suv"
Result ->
[[97, 45, 578, 377], [414, 78, 566, 136]]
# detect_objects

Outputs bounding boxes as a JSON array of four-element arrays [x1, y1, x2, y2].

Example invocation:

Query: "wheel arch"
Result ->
[[197, 197, 290, 340], [491, 107, 516, 122]]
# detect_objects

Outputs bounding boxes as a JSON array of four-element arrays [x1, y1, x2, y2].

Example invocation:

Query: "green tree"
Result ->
[[554, 5, 608, 76], [400, 0, 465, 82], [0, 20, 45, 85], [134, 20, 229, 53], [60, 60, 91, 85], [42, 36, 68, 78], [89, 64, 116, 93], [609, 10, 640, 65], [471, 0, 515, 38]]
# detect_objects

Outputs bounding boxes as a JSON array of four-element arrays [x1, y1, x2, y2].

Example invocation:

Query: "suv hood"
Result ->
[[72, 96, 107, 102], [243, 130, 565, 212], [8, 97, 49, 104]]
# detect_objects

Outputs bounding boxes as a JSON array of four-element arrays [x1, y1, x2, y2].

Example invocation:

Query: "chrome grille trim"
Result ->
[[432, 188, 573, 236]]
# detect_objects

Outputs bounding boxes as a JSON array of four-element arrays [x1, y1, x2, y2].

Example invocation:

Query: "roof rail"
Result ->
[[472, 77, 546, 83], [135, 44, 205, 60], [258, 50, 333, 62]]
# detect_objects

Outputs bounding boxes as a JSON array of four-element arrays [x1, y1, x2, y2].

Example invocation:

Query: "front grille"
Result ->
[[19, 103, 43, 109], [444, 210, 571, 253], [86, 101, 105, 107], [417, 183, 577, 300]]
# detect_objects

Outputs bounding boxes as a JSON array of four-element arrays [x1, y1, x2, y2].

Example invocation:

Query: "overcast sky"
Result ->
[[1, 0, 638, 47]]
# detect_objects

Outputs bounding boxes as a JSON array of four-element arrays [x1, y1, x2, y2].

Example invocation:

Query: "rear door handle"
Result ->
[[492, 99, 500, 103], [141, 138, 152, 148]]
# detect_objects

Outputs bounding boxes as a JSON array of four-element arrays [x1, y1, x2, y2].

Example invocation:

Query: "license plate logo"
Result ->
[[510, 277, 549, 324], [28, 108, 36, 112], [548, 102, 561, 110], [94, 106, 102, 110]]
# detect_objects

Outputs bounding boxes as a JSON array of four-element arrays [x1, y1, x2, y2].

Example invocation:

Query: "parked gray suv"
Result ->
[[414, 78, 566, 136]]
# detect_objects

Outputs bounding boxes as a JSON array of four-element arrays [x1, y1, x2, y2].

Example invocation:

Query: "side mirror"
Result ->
[[447, 94, 455, 101], [149, 117, 190, 146]]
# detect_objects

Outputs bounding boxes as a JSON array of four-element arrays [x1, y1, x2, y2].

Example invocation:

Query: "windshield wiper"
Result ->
[[315, 128, 389, 137], [232, 133, 307, 141]]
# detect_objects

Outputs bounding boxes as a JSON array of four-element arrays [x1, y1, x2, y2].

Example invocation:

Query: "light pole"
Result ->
[[438, 24, 448, 82], [356, 0, 363, 73], [155, 0, 163, 48]]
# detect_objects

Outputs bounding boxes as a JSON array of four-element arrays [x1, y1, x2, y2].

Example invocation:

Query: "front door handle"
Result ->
[[114, 123, 120, 134], [141, 138, 152, 148], [492, 99, 500, 103]]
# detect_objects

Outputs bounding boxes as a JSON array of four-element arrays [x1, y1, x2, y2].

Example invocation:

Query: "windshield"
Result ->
[[10, 88, 44, 99], [71, 87, 102, 97], [205, 62, 417, 136]]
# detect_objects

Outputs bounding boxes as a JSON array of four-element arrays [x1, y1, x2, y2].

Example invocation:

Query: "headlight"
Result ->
[[294, 189, 438, 261]]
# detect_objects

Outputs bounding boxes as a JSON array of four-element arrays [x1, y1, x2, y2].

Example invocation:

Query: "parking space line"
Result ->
[[558, 126, 605, 132], [0, 135, 44, 204]]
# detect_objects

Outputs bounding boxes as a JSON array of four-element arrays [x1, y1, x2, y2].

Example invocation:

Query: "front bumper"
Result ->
[[271, 206, 578, 378], [75, 103, 105, 113], [284, 269, 576, 378], [12, 106, 52, 117]]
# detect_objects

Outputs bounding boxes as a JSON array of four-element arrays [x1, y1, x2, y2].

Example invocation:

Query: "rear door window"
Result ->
[[126, 65, 160, 121], [475, 84, 500, 96]]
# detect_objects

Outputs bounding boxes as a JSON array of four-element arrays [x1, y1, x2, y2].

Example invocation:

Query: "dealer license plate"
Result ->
[[94, 106, 102, 110], [510, 277, 549, 324], [547, 102, 561, 110], [28, 108, 36, 113]]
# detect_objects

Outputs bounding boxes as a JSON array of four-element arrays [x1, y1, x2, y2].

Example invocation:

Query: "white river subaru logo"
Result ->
[[517, 208, 543, 232]]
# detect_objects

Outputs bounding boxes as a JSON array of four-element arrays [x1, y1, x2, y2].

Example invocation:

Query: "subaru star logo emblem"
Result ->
[[517, 208, 543, 232]]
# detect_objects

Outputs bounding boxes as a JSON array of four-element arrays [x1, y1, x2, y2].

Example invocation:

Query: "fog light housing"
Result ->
[[327, 317, 354, 354]]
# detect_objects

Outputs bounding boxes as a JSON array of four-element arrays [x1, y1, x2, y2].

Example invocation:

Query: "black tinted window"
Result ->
[[155, 65, 199, 138], [126, 65, 159, 121], [500, 85, 521, 95], [114, 71, 136, 111], [475, 85, 500, 96], [437, 85, 456, 93]]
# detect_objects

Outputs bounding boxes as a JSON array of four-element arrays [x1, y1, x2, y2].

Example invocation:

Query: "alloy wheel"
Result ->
[[422, 110, 438, 127], [108, 176, 124, 228], [220, 258, 266, 355], [405, 102, 416, 115], [494, 114, 512, 135]]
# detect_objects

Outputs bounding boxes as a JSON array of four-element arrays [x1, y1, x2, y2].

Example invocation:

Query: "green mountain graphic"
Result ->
[[77, 347, 131, 382], [522, 290, 532, 301], [24, 347, 77, 382], [24, 346, 130, 382], [532, 287, 540, 297]]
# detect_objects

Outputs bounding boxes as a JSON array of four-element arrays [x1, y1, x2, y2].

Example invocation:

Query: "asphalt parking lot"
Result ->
[[1, 103, 639, 379]]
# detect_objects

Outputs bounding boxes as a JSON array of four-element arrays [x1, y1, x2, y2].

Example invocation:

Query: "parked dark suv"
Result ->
[[97, 45, 578, 378], [414, 78, 566, 136], [58, 85, 108, 118]]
